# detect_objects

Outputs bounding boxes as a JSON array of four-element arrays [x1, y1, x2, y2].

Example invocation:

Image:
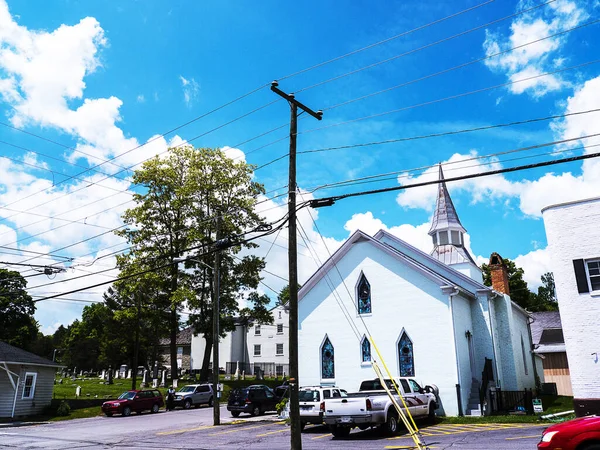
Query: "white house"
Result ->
[[298, 166, 537, 416], [191, 305, 289, 377], [542, 196, 600, 417]]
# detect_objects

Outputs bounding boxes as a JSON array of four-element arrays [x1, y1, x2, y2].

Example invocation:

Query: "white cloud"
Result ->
[[222, 146, 246, 162], [0, 1, 168, 172], [483, 0, 588, 97], [179, 75, 199, 107], [136, 94, 145, 103], [395, 152, 521, 212], [514, 247, 552, 290]]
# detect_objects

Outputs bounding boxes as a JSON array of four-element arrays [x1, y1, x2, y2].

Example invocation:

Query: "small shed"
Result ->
[[0, 341, 63, 418]]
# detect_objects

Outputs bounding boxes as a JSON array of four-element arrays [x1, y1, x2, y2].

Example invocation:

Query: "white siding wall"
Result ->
[[452, 294, 475, 413], [299, 240, 462, 416], [471, 295, 496, 383], [543, 199, 600, 402], [190, 333, 233, 371], [493, 295, 518, 390], [509, 304, 536, 390], [0, 365, 56, 418], [246, 306, 289, 368]]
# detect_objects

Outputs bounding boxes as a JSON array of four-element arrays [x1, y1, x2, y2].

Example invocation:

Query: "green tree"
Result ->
[[0, 269, 38, 349], [115, 146, 269, 382], [530, 272, 559, 312], [276, 284, 301, 306], [481, 261, 559, 312], [481, 258, 535, 310]]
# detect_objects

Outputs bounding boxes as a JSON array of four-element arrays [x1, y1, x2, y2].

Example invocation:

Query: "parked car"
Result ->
[[227, 385, 279, 417], [538, 415, 600, 449], [299, 386, 348, 431], [101, 389, 164, 417], [323, 377, 438, 438], [173, 384, 214, 409]]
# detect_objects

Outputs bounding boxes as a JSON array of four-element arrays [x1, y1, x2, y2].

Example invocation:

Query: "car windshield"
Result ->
[[299, 390, 320, 402], [179, 386, 196, 393], [118, 391, 136, 400]]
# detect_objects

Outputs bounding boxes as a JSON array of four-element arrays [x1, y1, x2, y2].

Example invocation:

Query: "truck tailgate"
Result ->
[[325, 397, 369, 416]]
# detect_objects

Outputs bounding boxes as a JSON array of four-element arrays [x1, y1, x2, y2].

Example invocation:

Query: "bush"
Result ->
[[56, 401, 71, 416], [276, 399, 288, 415]]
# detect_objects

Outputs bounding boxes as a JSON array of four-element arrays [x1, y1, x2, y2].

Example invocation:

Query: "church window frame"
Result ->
[[355, 272, 372, 315], [397, 330, 415, 377], [320, 335, 335, 380], [360, 335, 372, 365]]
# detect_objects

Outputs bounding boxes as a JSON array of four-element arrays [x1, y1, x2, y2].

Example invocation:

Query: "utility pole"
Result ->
[[131, 292, 142, 390], [212, 216, 222, 426], [271, 81, 322, 450]]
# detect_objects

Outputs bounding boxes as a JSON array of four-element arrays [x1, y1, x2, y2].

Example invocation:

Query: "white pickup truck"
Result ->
[[323, 377, 438, 438]]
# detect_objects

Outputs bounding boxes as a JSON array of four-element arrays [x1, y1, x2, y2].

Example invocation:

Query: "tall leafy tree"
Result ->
[[0, 269, 38, 349], [481, 260, 558, 312], [481, 258, 533, 309], [115, 146, 270, 382]]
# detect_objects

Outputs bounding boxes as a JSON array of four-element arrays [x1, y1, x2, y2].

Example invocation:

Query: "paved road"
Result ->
[[0, 406, 548, 449]]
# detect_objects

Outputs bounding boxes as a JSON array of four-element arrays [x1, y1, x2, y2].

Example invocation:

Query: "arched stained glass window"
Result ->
[[321, 337, 335, 379], [361, 336, 371, 363], [357, 274, 372, 314], [398, 332, 414, 377]]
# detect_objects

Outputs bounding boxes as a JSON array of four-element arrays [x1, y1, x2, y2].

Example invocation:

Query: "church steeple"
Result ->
[[429, 164, 476, 266]]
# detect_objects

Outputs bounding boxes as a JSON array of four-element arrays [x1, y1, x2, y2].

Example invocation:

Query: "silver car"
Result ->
[[173, 384, 214, 409]]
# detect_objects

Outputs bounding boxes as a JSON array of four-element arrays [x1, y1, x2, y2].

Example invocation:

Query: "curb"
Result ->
[[0, 421, 48, 429]]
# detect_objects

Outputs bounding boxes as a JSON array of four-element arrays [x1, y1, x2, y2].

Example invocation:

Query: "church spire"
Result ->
[[429, 164, 466, 236], [429, 164, 476, 266]]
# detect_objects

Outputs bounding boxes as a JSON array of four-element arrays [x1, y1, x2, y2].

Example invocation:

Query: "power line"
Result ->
[[306, 148, 600, 207], [278, 0, 495, 83], [301, 132, 600, 195], [298, 108, 600, 155], [322, 18, 600, 112], [29, 214, 291, 303], [301, 59, 600, 136], [295, 0, 557, 93]]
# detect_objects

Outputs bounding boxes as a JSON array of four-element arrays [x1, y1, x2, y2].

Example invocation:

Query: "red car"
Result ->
[[101, 389, 164, 417], [538, 415, 600, 450]]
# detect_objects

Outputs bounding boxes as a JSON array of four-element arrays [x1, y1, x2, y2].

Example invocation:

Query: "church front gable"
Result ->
[[298, 239, 463, 411]]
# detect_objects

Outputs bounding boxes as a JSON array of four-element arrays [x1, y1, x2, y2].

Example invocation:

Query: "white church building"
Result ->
[[298, 166, 537, 416]]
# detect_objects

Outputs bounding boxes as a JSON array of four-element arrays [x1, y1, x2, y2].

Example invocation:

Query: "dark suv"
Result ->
[[101, 389, 164, 417], [227, 385, 278, 417]]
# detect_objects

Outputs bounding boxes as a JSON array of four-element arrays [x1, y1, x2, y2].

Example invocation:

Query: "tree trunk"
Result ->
[[200, 335, 213, 383], [170, 262, 179, 385]]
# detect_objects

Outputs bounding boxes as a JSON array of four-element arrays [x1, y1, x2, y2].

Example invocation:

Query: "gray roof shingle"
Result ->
[[0, 341, 62, 367]]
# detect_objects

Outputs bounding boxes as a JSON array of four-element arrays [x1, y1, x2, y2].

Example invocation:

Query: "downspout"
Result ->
[[526, 314, 540, 392], [443, 285, 463, 416], [488, 293, 501, 387], [2, 362, 20, 418]]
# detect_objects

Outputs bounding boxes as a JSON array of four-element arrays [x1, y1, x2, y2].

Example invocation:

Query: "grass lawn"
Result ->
[[53, 375, 283, 403]]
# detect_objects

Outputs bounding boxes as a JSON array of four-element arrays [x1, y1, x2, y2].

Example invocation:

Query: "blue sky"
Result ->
[[0, 0, 599, 333]]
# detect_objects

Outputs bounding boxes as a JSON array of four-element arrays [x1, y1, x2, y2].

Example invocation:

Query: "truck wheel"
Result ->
[[122, 406, 131, 417], [381, 411, 399, 436], [208, 397, 213, 407], [330, 425, 351, 438], [300, 422, 306, 432], [427, 403, 436, 423], [231, 411, 240, 417], [151, 403, 160, 414], [251, 405, 261, 416], [184, 399, 192, 409], [105, 413, 113, 417], [580, 445, 600, 450]]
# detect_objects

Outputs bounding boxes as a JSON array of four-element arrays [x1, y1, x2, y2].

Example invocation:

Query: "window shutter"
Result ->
[[573, 259, 589, 293]]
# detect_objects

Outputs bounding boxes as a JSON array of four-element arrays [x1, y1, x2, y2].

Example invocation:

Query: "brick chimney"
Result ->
[[489, 252, 510, 295]]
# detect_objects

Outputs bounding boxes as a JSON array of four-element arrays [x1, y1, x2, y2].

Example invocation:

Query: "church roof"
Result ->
[[431, 244, 477, 265], [298, 229, 490, 302], [428, 164, 466, 235]]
